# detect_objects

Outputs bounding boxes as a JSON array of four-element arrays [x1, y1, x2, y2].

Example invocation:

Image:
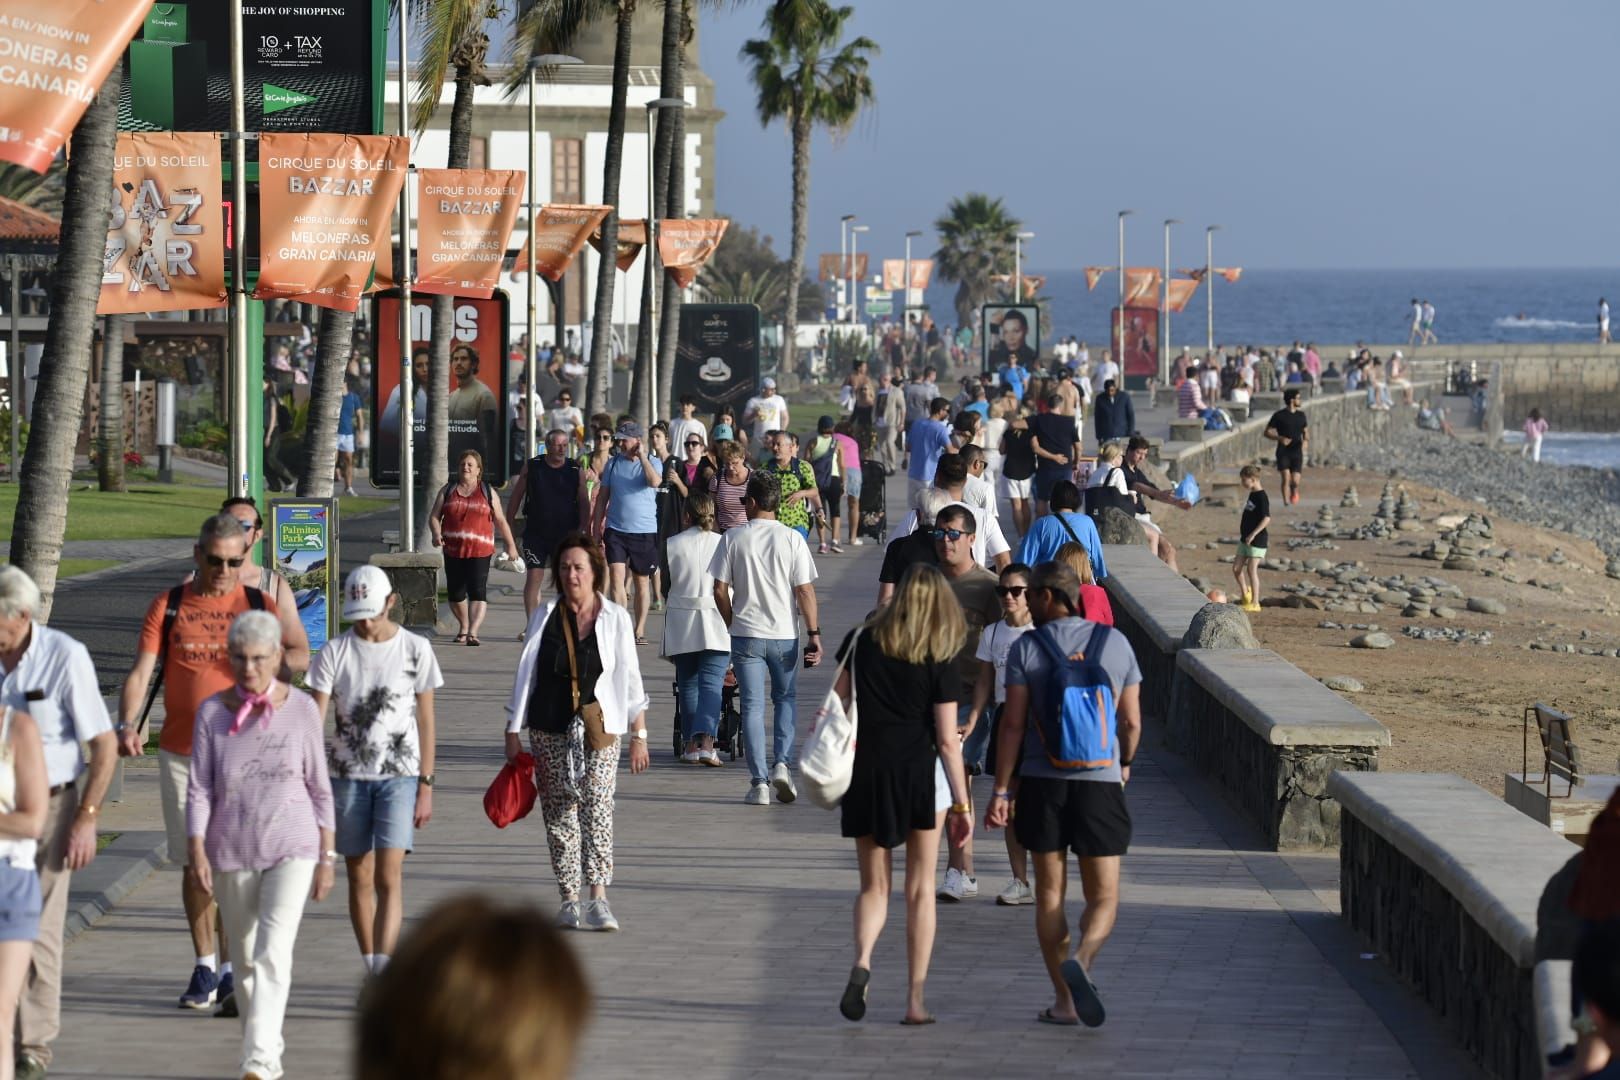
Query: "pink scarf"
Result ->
[[229, 686, 275, 735]]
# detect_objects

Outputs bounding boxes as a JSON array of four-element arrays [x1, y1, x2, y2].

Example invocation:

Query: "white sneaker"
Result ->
[[851, 537, 864, 546], [681, 750, 701, 764], [771, 762, 797, 804], [995, 878, 1034, 906], [555, 900, 581, 929], [583, 898, 619, 932], [938, 868, 977, 902], [344, 486, 357, 497], [698, 749, 723, 767], [745, 782, 771, 805]]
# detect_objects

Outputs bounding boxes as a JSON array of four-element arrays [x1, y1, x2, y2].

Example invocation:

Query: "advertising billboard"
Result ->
[[981, 304, 1039, 374], [269, 498, 337, 652], [673, 304, 761, 420], [1113, 305, 1159, 385]]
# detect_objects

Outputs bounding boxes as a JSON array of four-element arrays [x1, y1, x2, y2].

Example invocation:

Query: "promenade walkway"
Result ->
[[44, 492, 1473, 1079]]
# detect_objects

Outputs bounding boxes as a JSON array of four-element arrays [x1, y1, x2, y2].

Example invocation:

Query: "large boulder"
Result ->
[[1095, 506, 1146, 546], [1180, 602, 1261, 651]]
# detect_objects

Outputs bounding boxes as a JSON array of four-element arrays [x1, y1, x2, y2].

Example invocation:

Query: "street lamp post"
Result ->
[[903, 229, 922, 348], [1161, 218, 1179, 387], [839, 214, 856, 324], [1206, 224, 1223, 352], [850, 224, 869, 328], [645, 96, 688, 424], [525, 53, 581, 462], [1117, 210, 1133, 381], [1014, 231, 1034, 303]]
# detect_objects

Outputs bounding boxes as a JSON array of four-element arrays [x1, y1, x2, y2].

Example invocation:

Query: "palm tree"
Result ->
[[742, 0, 876, 377], [933, 192, 1020, 338], [8, 65, 121, 617], [299, 308, 352, 497], [98, 315, 127, 492], [653, 0, 692, 420]]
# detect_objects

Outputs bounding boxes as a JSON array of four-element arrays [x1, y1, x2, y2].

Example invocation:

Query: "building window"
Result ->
[[553, 139, 585, 325]]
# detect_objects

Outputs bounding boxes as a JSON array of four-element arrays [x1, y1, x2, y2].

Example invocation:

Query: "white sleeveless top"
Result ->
[[0, 709, 36, 867]]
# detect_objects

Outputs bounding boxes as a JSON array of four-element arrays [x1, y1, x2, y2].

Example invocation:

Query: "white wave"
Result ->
[[1493, 316, 1592, 330]]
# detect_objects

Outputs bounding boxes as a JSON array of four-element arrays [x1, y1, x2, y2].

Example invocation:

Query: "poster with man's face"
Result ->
[[982, 304, 1040, 373]]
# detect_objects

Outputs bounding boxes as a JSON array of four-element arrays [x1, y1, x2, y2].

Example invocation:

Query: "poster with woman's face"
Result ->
[[981, 304, 1040, 373]]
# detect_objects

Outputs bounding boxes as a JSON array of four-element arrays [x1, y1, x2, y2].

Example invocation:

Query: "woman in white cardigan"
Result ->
[[662, 493, 731, 766], [505, 532, 650, 932]]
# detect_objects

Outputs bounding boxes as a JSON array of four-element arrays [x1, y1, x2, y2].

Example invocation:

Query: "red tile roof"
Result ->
[[0, 195, 59, 244]]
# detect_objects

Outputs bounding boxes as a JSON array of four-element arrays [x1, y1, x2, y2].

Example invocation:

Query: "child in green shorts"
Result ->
[[1234, 465, 1271, 613]]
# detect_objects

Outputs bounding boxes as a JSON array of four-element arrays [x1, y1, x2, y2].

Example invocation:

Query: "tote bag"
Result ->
[[800, 629, 860, 810]]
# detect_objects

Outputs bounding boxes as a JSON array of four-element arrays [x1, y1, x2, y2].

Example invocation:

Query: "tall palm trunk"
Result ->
[[782, 108, 810, 378], [298, 308, 353, 497], [9, 66, 121, 618], [97, 315, 126, 492], [628, 250, 653, 423], [585, 1, 634, 417], [654, 0, 689, 418]]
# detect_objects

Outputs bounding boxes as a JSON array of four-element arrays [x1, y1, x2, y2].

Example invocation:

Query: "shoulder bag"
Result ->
[[800, 628, 860, 810], [558, 605, 614, 799]]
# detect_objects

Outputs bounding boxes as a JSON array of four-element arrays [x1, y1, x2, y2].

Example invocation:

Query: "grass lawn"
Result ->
[[57, 558, 119, 579], [0, 484, 395, 543]]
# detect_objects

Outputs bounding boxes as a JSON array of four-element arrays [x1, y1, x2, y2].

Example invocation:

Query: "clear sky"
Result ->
[[691, 0, 1614, 271]]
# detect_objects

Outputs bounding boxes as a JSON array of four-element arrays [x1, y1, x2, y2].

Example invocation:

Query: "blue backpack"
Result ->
[[1028, 623, 1118, 771]]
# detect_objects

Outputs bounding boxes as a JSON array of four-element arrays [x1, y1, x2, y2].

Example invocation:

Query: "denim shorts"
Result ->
[[333, 777, 418, 856], [0, 863, 41, 942]]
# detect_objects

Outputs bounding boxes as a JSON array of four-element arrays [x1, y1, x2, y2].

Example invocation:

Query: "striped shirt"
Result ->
[[187, 687, 334, 872], [709, 471, 750, 531], [1177, 378, 1206, 419]]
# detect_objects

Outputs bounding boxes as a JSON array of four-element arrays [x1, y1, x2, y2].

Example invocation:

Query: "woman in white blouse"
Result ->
[[662, 494, 731, 766]]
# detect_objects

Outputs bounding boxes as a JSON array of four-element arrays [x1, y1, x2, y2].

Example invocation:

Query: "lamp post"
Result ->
[[839, 215, 856, 323], [1161, 218, 1179, 387], [645, 96, 688, 424], [903, 229, 922, 348], [395, 3, 415, 542], [850, 224, 869, 328], [525, 54, 582, 462], [1206, 224, 1223, 351], [1014, 231, 1034, 303], [1116, 209, 1133, 380]]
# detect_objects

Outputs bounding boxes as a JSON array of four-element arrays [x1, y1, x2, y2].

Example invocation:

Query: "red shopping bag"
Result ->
[[484, 752, 538, 828]]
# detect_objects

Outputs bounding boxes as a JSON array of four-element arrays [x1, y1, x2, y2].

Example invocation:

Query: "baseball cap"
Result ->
[[614, 420, 644, 441], [713, 423, 735, 441], [343, 565, 392, 621], [762, 376, 776, 389], [818, 414, 835, 432]]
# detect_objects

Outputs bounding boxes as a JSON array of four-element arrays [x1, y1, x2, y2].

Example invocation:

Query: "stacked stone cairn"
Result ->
[[1422, 512, 1493, 571], [1394, 488, 1422, 532], [1340, 485, 1360, 508]]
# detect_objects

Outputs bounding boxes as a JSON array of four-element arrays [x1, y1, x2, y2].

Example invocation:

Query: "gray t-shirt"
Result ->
[[1005, 616, 1141, 782]]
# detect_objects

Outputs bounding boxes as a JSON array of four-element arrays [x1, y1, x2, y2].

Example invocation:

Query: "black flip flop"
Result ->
[[453, 633, 468, 644], [467, 636, 481, 647], [899, 1014, 936, 1026], [839, 966, 870, 1022], [1060, 959, 1105, 1028], [1036, 1008, 1078, 1027]]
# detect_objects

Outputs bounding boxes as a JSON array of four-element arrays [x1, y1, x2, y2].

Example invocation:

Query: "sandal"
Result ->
[[1036, 1008, 1079, 1026], [635, 635, 650, 646], [466, 636, 481, 647], [899, 1014, 936, 1026], [839, 966, 870, 1022], [453, 633, 468, 645]]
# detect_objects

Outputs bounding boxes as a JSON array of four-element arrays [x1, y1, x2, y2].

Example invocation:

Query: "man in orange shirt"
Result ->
[[117, 515, 297, 1013]]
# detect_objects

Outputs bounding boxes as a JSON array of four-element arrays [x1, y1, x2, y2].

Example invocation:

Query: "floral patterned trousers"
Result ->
[[530, 730, 620, 898]]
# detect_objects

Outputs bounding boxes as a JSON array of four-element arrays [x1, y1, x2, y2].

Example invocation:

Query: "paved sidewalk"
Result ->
[[44, 493, 1463, 1079]]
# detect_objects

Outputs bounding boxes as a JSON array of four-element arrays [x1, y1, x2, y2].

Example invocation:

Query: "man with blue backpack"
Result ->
[[985, 561, 1141, 1029]]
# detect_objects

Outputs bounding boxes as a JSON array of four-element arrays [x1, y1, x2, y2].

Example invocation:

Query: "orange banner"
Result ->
[[0, 0, 154, 174], [1122, 267, 1161, 305], [254, 133, 408, 312], [1179, 267, 1207, 282], [1084, 266, 1111, 291], [1217, 266, 1243, 283], [589, 218, 646, 272], [882, 258, 934, 291], [98, 132, 225, 314], [819, 252, 868, 282], [511, 204, 612, 282], [1164, 277, 1201, 313], [414, 169, 524, 298], [657, 218, 729, 288]]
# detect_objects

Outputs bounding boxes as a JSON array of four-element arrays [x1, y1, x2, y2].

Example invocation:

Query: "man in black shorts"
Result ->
[[1264, 388, 1309, 506], [986, 561, 1141, 1028], [506, 428, 590, 622]]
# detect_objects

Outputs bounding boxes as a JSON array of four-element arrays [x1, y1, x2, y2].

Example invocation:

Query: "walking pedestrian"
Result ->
[[1015, 481, 1109, 577], [832, 421, 864, 548], [1052, 544, 1115, 626], [764, 431, 821, 541], [998, 408, 1037, 541], [1233, 466, 1271, 612], [985, 561, 1142, 1028], [307, 566, 441, 979], [1522, 407, 1550, 463], [428, 450, 522, 647], [834, 564, 972, 1026], [905, 398, 955, 506], [1092, 380, 1134, 447], [261, 377, 297, 494], [1264, 389, 1309, 506], [506, 533, 652, 932], [667, 395, 707, 454], [966, 563, 1035, 907], [742, 378, 789, 449], [709, 472, 821, 806], [1407, 298, 1423, 346], [1421, 299, 1437, 344], [663, 494, 730, 766], [507, 430, 591, 623], [0, 567, 116, 1080], [592, 421, 664, 645], [1601, 298, 1611, 344], [1029, 395, 1079, 517], [707, 440, 751, 532], [877, 375, 906, 474], [335, 376, 365, 497], [187, 610, 336, 1080]]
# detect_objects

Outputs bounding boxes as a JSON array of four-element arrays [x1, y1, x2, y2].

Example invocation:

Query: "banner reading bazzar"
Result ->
[[415, 168, 524, 298], [255, 132, 408, 311], [658, 219, 729, 288], [0, 0, 154, 174], [99, 132, 226, 315]]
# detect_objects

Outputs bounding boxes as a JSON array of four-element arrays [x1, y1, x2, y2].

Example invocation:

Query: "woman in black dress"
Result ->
[[834, 563, 973, 1026]]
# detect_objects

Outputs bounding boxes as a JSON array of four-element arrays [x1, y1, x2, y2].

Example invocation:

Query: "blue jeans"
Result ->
[[673, 650, 729, 742], [960, 701, 993, 773], [731, 636, 800, 784]]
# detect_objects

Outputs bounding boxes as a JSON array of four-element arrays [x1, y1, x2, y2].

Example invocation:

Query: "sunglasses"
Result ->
[[929, 527, 967, 542], [205, 555, 247, 569], [994, 585, 1027, 598], [596, 433, 613, 441]]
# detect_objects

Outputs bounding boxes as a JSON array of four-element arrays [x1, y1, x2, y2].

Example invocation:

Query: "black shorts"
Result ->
[[818, 478, 844, 518], [444, 554, 492, 603], [1276, 445, 1304, 473], [604, 528, 659, 576], [1014, 775, 1131, 857], [522, 533, 565, 570]]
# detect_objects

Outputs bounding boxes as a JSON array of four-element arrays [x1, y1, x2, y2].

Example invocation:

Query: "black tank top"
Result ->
[[523, 456, 581, 538], [1002, 426, 1036, 481]]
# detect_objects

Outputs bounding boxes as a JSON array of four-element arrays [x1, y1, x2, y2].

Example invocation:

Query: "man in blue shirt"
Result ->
[[905, 397, 955, 505], [336, 376, 365, 497], [1092, 379, 1135, 447], [592, 420, 664, 642], [1015, 481, 1108, 580]]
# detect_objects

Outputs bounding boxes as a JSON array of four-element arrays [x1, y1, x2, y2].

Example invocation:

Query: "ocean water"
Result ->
[[915, 267, 1620, 348], [1501, 432, 1620, 471]]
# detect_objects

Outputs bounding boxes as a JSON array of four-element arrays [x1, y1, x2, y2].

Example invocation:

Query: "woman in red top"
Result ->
[[429, 450, 520, 646], [1054, 542, 1114, 626]]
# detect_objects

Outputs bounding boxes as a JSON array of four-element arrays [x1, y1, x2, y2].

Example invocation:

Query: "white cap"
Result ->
[[1393, 349, 1403, 358], [343, 564, 392, 621]]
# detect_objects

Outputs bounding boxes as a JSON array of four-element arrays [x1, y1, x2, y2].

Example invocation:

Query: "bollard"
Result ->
[[155, 377, 177, 484]]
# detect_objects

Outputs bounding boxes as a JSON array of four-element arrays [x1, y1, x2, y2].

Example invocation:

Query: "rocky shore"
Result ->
[[1329, 427, 1620, 561]]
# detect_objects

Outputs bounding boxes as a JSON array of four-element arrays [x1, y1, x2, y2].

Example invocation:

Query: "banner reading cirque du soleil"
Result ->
[[0, 0, 154, 173], [657, 219, 729, 288], [414, 168, 524, 298], [511, 204, 611, 282], [254, 132, 408, 311], [99, 131, 226, 315]]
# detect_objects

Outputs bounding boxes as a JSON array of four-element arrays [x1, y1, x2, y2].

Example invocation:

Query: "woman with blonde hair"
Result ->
[[1054, 542, 1115, 626], [834, 563, 973, 1026]]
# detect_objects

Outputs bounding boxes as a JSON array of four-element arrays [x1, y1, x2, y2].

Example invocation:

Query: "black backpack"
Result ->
[[1084, 468, 1140, 524], [137, 584, 267, 739]]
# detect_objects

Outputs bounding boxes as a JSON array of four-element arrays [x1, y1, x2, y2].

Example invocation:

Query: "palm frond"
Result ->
[[502, 0, 614, 96]]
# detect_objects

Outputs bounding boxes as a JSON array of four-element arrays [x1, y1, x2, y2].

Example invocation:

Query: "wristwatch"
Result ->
[[322, 849, 339, 865], [630, 729, 648, 741], [418, 774, 435, 787]]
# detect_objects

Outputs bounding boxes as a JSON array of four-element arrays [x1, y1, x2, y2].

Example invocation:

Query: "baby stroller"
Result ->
[[858, 459, 888, 543], [670, 668, 744, 760]]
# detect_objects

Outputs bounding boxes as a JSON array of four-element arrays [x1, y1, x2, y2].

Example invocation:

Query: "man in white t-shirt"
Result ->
[[743, 377, 789, 447], [667, 394, 708, 451], [709, 472, 821, 807], [1091, 351, 1120, 395], [543, 389, 584, 444], [307, 566, 443, 977]]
